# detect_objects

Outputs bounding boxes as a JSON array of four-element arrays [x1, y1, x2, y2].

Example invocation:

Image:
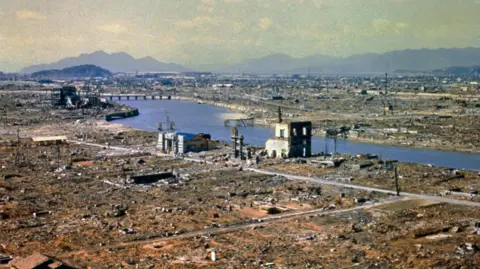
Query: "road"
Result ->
[[60, 139, 480, 258], [61, 200, 398, 257], [247, 168, 480, 207], [70, 140, 480, 208]]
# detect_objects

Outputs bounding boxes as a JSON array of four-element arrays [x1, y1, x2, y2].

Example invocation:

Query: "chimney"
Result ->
[[277, 107, 282, 123]]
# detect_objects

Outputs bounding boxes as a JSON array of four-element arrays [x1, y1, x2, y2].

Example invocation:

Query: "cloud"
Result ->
[[257, 17, 273, 30], [292, 0, 330, 8], [371, 19, 409, 36], [343, 25, 356, 35], [198, 5, 214, 13], [201, 0, 241, 5], [372, 18, 391, 33], [312, 0, 329, 9], [394, 22, 409, 33], [16, 10, 45, 20], [175, 16, 218, 29], [97, 24, 128, 34]]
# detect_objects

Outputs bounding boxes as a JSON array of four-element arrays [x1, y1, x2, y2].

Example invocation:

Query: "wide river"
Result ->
[[116, 100, 480, 170]]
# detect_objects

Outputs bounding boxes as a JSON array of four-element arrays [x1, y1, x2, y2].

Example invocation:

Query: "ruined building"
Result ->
[[231, 127, 244, 159], [265, 108, 312, 158], [51, 86, 80, 107], [157, 132, 211, 154]]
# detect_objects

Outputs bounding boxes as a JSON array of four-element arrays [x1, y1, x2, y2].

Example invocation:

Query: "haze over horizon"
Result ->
[[1, 0, 480, 72]]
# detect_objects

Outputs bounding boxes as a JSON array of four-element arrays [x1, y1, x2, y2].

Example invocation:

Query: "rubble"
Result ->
[[126, 172, 175, 184], [1, 91, 479, 268], [8, 252, 73, 269]]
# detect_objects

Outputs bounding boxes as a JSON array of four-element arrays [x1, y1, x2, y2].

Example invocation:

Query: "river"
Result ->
[[115, 100, 480, 170]]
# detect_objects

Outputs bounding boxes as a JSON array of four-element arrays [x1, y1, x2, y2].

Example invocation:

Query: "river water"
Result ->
[[115, 100, 480, 170]]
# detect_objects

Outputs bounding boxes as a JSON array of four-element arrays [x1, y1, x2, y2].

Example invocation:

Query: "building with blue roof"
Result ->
[[157, 131, 211, 154]]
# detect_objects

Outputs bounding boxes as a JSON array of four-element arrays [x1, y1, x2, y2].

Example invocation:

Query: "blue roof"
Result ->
[[177, 132, 196, 141]]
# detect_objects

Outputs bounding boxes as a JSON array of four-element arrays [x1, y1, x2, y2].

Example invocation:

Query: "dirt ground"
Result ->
[[1, 91, 479, 268]]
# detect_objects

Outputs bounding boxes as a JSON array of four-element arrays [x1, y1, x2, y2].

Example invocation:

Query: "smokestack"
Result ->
[[277, 107, 282, 123]]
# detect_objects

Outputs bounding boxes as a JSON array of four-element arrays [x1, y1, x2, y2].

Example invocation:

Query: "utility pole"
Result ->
[[324, 137, 328, 160], [57, 144, 61, 170], [0, 109, 5, 127], [67, 143, 72, 166], [385, 73, 388, 95], [333, 136, 337, 157], [14, 129, 20, 166], [382, 100, 387, 117], [394, 165, 400, 196]]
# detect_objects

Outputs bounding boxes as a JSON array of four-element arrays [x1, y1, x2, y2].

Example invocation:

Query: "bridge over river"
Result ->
[[100, 93, 172, 101]]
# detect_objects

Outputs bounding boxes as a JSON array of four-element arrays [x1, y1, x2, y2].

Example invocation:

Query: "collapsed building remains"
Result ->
[[157, 132, 211, 154], [266, 108, 312, 158]]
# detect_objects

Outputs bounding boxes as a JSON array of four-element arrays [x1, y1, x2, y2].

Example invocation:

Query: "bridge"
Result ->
[[222, 114, 255, 127], [100, 93, 172, 101]]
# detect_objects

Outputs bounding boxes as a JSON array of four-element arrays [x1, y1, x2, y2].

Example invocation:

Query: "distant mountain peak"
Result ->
[[252, 53, 292, 60], [82, 50, 108, 57], [140, 56, 156, 61], [21, 51, 188, 73]]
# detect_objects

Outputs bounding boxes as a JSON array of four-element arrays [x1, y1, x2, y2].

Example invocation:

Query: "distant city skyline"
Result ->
[[1, 0, 480, 72]]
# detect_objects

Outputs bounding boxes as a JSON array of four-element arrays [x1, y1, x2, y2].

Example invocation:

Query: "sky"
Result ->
[[0, 0, 479, 72]]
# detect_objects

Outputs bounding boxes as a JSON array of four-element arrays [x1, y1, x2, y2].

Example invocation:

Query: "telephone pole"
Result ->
[[385, 73, 388, 95], [14, 129, 20, 166], [394, 165, 400, 196], [57, 144, 61, 170], [333, 136, 337, 157], [324, 137, 328, 160]]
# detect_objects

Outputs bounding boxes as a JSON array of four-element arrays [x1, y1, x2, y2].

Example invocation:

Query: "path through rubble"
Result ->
[[71, 140, 480, 208]]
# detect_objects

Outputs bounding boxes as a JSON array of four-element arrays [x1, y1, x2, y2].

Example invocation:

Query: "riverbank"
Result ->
[[105, 107, 139, 121], [2, 90, 480, 268], [113, 99, 480, 169], [171, 96, 479, 154]]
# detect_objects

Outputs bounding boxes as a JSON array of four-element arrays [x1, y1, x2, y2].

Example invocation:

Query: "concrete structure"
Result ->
[[32, 136, 68, 146], [105, 108, 139, 121], [127, 172, 174, 184], [157, 132, 211, 154], [265, 108, 312, 158], [231, 127, 244, 159], [59, 86, 79, 107]]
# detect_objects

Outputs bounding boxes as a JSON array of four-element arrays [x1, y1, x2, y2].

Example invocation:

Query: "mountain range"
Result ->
[[20, 47, 480, 74], [220, 47, 480, 74], [21, 51, 188, 74], [31, 65, 112, 79]]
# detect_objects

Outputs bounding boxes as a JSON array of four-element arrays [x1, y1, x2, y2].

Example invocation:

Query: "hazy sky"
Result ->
[[1, 0, 479, 71]]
